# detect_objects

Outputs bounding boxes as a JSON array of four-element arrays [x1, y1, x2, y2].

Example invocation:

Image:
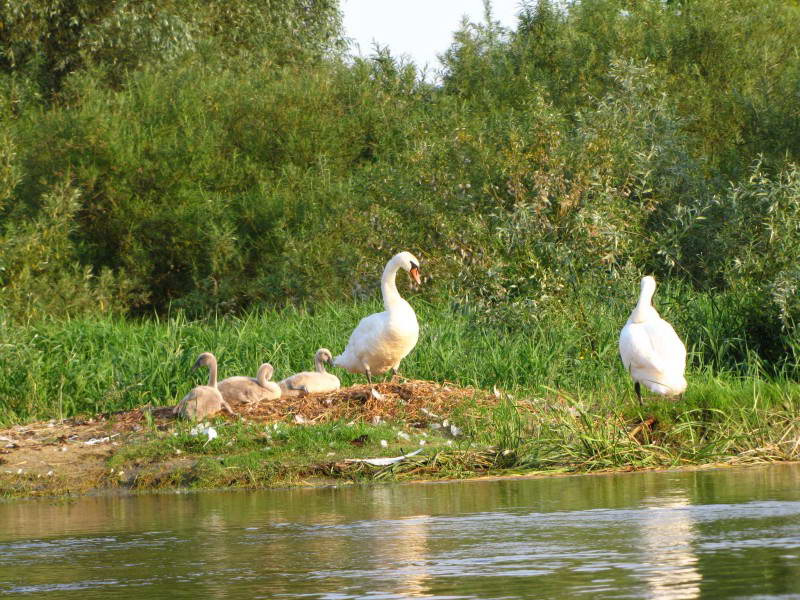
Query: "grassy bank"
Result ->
[[3, 0, 800, 498], [1, 375, 797, 499], [2, 297, 799, 498]]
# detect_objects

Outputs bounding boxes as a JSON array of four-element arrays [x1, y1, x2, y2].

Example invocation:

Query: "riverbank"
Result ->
[[2, 378, 797, 499]]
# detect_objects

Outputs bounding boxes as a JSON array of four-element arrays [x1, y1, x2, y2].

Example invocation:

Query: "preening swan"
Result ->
[[619, 276, 687, 403], [174, 352, 237, 420], [279, 348, 340, 397], [333, 251, 421, 384], [218, 363, 281, 405]]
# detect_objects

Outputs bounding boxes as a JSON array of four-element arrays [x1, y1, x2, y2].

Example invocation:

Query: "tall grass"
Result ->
[[2, 285, 798, 426]]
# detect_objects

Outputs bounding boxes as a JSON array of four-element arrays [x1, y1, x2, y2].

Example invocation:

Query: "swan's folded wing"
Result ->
[[336, 312, 386, 362], [620, 323, 666, 374], [645, 318, 687, 371]]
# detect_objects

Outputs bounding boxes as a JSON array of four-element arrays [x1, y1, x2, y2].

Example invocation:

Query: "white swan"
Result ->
[[218, 363, 281, 405], [174, 353, 237, 420], [619, 276, 687, 402], [279, 348, 340, 397], [333, 251, 421, 384]]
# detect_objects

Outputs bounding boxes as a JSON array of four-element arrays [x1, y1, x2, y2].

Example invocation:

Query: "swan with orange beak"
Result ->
[[334, 252, 422, 394]]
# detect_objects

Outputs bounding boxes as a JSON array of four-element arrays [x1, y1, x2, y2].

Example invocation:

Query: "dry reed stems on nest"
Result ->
[[90, 380, 495, 433]]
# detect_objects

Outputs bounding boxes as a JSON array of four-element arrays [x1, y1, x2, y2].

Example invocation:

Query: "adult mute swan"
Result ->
[[334, 251, 421, 385], [279, 348, 340, 397], [174, 353, 237, 420], [218, 363, 281, 405], [619, 276, 687, 403]]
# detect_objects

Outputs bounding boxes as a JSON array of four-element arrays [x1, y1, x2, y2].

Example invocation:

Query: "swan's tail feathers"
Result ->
[[332, 353, 347, 370], [641, 374, 687, 397]]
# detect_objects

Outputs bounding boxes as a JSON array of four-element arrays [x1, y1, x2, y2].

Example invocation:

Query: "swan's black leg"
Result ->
[[365, 366, 383, 399], [635, 382, 642, 405]]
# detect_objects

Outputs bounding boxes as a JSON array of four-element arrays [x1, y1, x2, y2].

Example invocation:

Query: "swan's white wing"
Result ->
[[620, 319, 687, 395], [348, 311, 388, 353], [620, 322, 663, 374], [644, 318, 686, 372], [334, 311, 388, 372]]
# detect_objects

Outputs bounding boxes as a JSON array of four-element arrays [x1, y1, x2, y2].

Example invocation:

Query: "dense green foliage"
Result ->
[[1, 0, 800, 373]]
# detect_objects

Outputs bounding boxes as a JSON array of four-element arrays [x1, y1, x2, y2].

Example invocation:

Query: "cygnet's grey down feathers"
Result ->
[[279, 348, 340, 397], [174, 352, 237, 420], [218, 362, 281, 405]]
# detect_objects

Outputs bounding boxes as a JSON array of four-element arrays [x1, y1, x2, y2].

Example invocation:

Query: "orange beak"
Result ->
[[409, 266, 421, 286]]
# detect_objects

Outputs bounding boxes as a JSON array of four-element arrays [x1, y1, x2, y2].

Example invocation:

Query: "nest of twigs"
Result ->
[[237, 379, 492, 424], [87, 380, 494, 432]]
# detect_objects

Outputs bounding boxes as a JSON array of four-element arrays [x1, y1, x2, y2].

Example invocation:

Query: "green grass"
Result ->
[[102, 417, 444, 491], [1, 297, 798, 424], [0, 299, 612, 423], [89, 372, 799, 496]]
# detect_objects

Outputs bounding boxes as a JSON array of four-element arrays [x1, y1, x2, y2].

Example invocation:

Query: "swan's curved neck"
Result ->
[[207, 358, 218, 388], [256, 364, 272, 387], [631, 282, 657, 322], [314, 355, 327, 373], [381, 257, 404, 310]]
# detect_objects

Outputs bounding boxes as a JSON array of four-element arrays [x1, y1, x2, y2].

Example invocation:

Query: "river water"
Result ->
[[2, 464, 800, 599]]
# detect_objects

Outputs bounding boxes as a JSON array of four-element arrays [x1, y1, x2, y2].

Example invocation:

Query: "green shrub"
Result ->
[[0, 179, 135, 320]]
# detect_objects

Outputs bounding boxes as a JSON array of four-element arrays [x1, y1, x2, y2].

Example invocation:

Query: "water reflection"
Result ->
[[2, 465, 800, 599], [367, 486, 433, 597], [640, 494, 700, 599]]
